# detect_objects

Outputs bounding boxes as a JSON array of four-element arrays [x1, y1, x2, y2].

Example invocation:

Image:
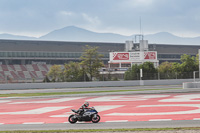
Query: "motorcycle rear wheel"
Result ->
[[91, 114, 100, 123], [68, 115, 78, 124]]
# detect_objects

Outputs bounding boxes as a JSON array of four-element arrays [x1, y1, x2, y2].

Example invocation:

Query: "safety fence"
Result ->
[[0, 72, 198, 84], [99, 72, 199, 81]]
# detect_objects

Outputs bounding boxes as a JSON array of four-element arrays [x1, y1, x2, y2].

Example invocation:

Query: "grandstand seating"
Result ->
[[0, 64, 52, 82], [32, 64, 40, 71], [2, 65, 9, 71], [20, 65, 27, 71], [14, 65, 22, 71], [9, 65, 16, 71]]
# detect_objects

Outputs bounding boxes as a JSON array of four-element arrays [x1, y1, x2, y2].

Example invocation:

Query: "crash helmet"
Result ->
[[84, 102, 89, 107]]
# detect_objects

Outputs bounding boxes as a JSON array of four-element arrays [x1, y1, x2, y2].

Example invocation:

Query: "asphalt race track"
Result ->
[[1, 120, 200, 131], [1, 85, 200, 131]]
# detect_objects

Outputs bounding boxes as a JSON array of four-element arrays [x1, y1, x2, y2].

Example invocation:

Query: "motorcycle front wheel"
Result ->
[[68, 115, 78, 124], [91, 114, 100, 123]]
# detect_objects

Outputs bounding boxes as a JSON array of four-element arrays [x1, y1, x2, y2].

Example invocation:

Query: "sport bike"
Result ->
[[68, 107, 100, 124]]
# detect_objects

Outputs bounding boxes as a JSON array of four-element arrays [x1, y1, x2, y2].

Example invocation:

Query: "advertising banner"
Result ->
[[112, 52, 129, 60], [110, 51, 157, 62], [144, 52, 157, 60]]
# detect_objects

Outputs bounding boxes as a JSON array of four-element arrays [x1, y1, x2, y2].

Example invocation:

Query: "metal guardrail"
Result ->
[[0, 79, 194, 90]]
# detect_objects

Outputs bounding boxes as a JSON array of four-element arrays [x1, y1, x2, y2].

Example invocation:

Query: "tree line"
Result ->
[[45, 45, 199, 82], [125, 54, 199, 80], [45, 45, 104, 82]]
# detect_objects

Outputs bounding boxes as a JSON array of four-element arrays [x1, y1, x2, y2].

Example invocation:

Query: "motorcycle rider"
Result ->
[[78, 102, 89, 116]]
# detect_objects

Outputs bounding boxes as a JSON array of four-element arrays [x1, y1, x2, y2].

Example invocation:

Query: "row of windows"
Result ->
[[0, 51, 109, 58], [0, 52, 194, 59], [158, 54, 196, 59]]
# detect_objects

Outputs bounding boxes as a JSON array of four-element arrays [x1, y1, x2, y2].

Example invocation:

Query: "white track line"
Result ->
[[149, 119, 172, 121], [23, 122, 44, 124], [106, 120, 128, 122], [63, 121, 90, 123], [0, 100, 11, 103], [0, 106, 70, 115], [10, 97, 85, 104], [193, 118, 200, 120], [0, 123, 4, 125]]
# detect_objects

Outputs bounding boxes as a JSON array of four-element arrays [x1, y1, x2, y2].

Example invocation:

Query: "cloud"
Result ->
[[0, 0, 200, 37], [59, 11, 74, 16], [81, 13, 101, 27]]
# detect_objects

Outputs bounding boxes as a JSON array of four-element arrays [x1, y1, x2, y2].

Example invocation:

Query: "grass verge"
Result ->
[[1, 127, 200, 133], [0, 88, 182, 97]]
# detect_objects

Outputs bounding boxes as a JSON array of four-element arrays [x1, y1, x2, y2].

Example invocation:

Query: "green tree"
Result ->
[[124, 62, 157, 80], [142, 62, 157, 73], [180, 54, 198, 72], [63, 62, 89, 82], [171, 62, 181, 73], [158, 62, 176, 79], [158, 62, 173, 73], [80, 45, 104, 81], [47, 65, 62, 82], [158, 54, 199, 79], [124, 64, 140, 80], [141, 62, 157, 80], [179, 54, 198, 78], [43, 75, 51, 82], [195, 54, 199, 67]]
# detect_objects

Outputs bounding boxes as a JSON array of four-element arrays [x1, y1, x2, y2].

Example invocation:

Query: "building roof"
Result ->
[[0, 39, 124, 52], [0, 39, 200, 55]]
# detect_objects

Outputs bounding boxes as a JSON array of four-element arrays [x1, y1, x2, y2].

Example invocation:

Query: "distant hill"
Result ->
[[0, 26, 200, 45], [145, 32, 200, 45], [0, 33, 36, 40], [39, 26, 130, 42]]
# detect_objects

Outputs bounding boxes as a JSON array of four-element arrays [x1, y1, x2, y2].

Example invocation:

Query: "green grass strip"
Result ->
[[0, 88, 181, 97], [1, 127, 200, 133]]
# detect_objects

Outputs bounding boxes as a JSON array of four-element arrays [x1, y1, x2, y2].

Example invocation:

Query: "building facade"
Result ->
[[0, 39, 199, 65]]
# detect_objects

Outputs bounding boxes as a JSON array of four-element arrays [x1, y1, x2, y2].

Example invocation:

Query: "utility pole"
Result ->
[[199, 49, 200, 80]]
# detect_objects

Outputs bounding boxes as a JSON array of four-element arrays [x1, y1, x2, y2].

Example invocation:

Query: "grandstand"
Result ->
[[0, 64, 52, 83], [0, 39, 200, 82]]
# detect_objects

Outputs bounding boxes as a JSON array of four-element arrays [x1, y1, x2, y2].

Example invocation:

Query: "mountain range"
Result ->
[[0, 26, 200, 45]]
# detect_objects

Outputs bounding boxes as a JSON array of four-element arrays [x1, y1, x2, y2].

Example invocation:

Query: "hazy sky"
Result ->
[[0, 0, 200, 37]]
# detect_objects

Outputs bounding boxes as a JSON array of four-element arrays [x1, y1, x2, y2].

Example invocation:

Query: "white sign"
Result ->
[[140, 69, 143, 78], [110, 51, 157, 62], [130, 52, 141, 60]]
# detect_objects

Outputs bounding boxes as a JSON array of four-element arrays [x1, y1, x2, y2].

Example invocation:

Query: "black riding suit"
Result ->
[[78, 104, 89, 116]]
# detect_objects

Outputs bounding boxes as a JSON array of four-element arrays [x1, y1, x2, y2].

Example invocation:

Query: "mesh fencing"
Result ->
[[0, 72, 199, 83]]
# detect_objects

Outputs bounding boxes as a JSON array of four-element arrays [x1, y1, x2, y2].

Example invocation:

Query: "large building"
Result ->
[[0, 39, 199, 65], [0, 39, 123, 65], [108, 40, 159, 68], [0, 39, 199, 82]]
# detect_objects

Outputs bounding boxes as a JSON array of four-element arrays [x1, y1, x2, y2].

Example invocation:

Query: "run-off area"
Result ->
[[1, 94, 200, 124]]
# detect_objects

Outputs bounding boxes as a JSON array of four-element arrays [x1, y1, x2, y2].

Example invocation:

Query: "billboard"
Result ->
[[144, 52, 157, 60], [112, 52, 129, 60], [110, 51, 157, 62]]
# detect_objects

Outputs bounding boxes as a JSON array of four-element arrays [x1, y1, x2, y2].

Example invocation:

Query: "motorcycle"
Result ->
[[68, 107, 100, 124]]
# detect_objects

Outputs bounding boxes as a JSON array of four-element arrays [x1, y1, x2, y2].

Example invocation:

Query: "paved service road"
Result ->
[[1, 120, 200, 131], [1, 88, 200, 131]]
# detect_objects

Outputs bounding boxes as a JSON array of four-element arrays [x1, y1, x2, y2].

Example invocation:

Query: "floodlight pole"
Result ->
[[199, 49, 200, 80], [140, 68, 143, 80], [194, 71, 197, 82], [140, 68, 144, 86]]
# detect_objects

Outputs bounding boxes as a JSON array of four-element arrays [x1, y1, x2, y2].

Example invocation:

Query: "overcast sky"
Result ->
[[0, 0, 200, 37]]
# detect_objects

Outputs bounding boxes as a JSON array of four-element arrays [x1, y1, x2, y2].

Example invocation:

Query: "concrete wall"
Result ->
[[0, 79, 193, 90], [183, 82, 200, 89]]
